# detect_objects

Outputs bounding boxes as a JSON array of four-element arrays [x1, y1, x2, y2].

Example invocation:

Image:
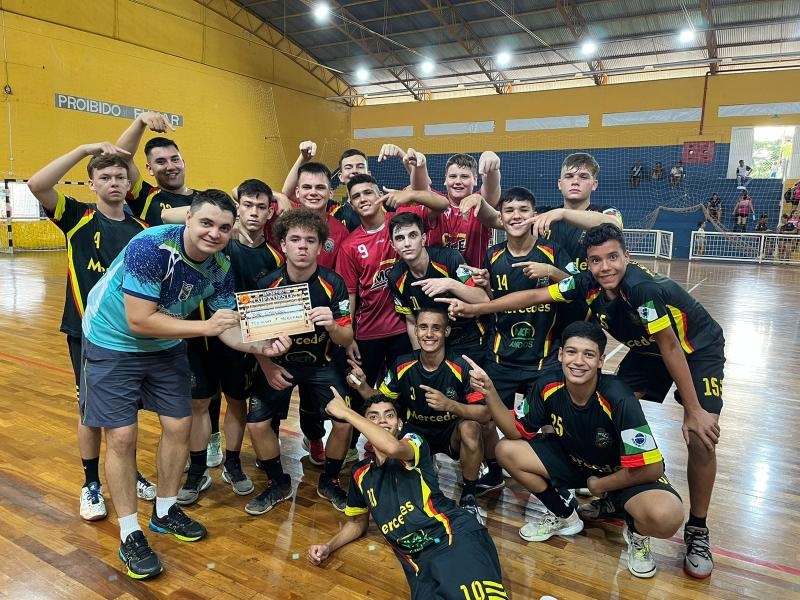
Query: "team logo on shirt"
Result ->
[[339, 299, 350, 314], [178, 281, 194, 301], [444, 387, 457, 401], [324, 239, 335, 253], [594, 428, 612, 448], [637, 301, 658, 323]]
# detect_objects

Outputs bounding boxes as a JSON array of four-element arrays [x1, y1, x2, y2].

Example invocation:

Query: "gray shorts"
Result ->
[[80, 338, 192, 428]]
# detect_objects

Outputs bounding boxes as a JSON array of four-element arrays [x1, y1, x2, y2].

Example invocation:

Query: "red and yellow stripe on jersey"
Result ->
[[430, 260, 449, 278], [667, 304, 694, 353], [542, 381, 564, 402], [596, 392, 612, 420], [537, 244, 555, 264], [620, 448, 663, 468], [344, 464, 372, 518], [62, 206, 97, 318]]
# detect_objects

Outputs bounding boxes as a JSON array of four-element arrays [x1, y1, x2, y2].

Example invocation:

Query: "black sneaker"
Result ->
[[459, 494, 487, 526], [475, 470, 505, 496], [149, 503, 207, 542], [176, 468, 212, 506], [118, 530, 163, 580], [222, 461, 255, 496], [576, 497, 624, 521], [317, 476, 347, 512], [245, 474, 293, 515]]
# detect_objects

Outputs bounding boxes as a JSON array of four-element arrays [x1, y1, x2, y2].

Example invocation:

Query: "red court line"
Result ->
[[4, 348, 797, 577], [0, 350, 74, 378]]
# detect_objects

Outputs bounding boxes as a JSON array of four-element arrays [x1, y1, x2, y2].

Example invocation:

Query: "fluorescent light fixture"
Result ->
[[355, 68, 369, 82], [496, 51, 512, 66], [421, 60, 435, 75], [581, 40, 597, 56], [313, 3, 330, 21], [679, 28, 695, 43]]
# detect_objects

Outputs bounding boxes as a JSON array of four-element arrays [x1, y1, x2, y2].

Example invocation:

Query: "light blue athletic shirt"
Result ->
[[83, 225, 235, 352]]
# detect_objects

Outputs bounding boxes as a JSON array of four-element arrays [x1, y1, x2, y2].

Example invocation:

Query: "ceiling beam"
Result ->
[[194, 0, 358, 105], [699, 0, 720, 74], [417, 0, 511, 93], [556, 0, 606, 85], [297, 0, 430, 100]]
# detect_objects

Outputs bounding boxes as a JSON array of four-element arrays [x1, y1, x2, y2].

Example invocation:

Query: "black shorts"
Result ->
[[405, 529, 506, 600], [357, 333, 413, 386], [483, 361, 560, 409], [529, 435, 681, 510], [402, 422, 459, 460], [187, 337, 221, 400], [248, 363, 349, 424], [616, 349, 725, 414], [67, 334, 82, 389]]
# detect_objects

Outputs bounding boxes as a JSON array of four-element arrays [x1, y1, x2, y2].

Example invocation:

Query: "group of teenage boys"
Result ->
[[29, 111, 725, 594]]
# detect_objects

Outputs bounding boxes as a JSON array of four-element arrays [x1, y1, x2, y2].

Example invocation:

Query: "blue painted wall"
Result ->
[[369, 142, 785, 259]]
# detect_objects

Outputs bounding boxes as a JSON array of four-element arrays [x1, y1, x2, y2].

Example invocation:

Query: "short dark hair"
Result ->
[[144, 137, 180, 159], [584, 223, 627, 252], [189, 189, 237, 218], [562, 152, 599, 177], [340, 148, 368, 165], [236, 179, 273, 202], [87, 154, 128, 178], [362, 394, 402, 419], [273, 208, 329, 244], [498, 186, 535, 209], [346, 173, 379, 194], [417, 305, 449, 325], [390, 211, 425, 237], [297, 162, 332, 185], [561, 320, 607, 354], [445, 153, 478, 176]]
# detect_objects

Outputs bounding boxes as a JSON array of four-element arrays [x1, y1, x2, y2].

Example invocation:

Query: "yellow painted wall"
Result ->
[[350, 70, 800, 156], [0, 1, 352, 192]]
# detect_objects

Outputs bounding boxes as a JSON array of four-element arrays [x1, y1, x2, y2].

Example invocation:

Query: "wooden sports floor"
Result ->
[[0, 252, 798, 600]]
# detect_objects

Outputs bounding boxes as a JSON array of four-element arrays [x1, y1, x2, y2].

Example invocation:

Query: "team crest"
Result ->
[[444, 387, 457, 401], [178, 281, 194, 301], [324, 239, 335, 253], [595, 428, 612, 448]]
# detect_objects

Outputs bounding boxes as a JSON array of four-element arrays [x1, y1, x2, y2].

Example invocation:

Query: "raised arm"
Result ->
[[406, 148, 432, 192], [28, 143, 131, 212], [115, 111, 175, 184], [478, 151, 502, 207], [282, 140, 317, 202]]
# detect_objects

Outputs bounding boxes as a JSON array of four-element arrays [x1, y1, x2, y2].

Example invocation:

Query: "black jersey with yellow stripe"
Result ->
[[126, 178, 196, 226], [256, 266, 351, 367], [484, 239, 573, 369], [388, 246, 484, 348], [224, 239, 284, 293], [344, 433, 483, 565], [379, 350, 484, 434], [515, 372, 664, 474], [549, 262, 724, 357], [46, 192, 146, 337]]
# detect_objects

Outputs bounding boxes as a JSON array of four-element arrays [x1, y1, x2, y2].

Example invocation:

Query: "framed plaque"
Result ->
[[236, 283, 313, 343]]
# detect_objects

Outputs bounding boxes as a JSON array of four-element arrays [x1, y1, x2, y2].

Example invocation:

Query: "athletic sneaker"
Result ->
[[245, 474, 293, 515], [148, 503, 207, 541], [317, 476, 347, 511], [222, 462, 254, 496], [684, 526, 714, 578], [623, 523, 656, 578], [519, 510, 584, 542], [206, 432, 224, 468], [177, 469, 212, 506], [475, 470, 505, 496], [577, 497, 623, 521], [459, 494, 487, 526], [574, 487, 593, 497], [79, 482, 107, 521], [301, 437, 326, 466], [136, 473, 157, 501], [344, 448, 359, 464], [118, 530, 162, 580]]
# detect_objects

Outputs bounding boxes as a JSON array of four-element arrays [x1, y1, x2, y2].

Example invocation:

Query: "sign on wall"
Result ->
[[55, 94, 183, 127]]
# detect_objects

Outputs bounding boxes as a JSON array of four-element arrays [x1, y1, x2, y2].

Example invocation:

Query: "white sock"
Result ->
[[118, 513, 141, 542], [156, 496, 177, 518]]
